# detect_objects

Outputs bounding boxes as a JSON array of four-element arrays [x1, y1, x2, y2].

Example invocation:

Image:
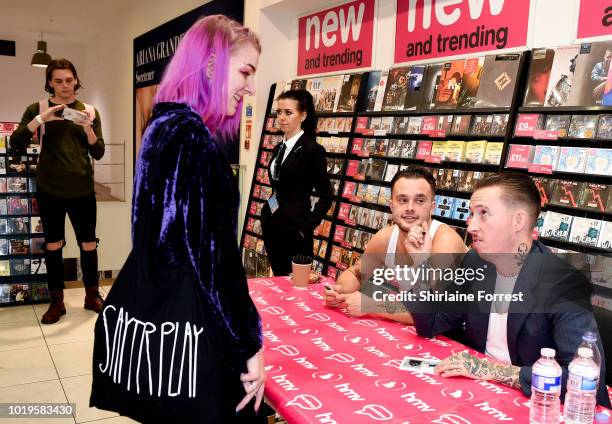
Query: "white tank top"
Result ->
[[384, 220, 443, 268]]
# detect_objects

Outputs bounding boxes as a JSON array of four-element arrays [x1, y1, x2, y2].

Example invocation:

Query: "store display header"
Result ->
[[394, 0, 530, 63], [577, 0, 612, 39], [298, 0, 375, 76]]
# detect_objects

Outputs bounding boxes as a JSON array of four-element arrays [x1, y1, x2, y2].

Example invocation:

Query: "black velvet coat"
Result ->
[[90, 103, 262, 422]]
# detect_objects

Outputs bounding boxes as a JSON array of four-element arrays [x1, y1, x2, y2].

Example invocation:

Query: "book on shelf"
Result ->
[[568, 41, 612, 106], [457, 56, 485, 108], [337, 74, 363, 112], [557, 147, 588, 173], [451, 198, 470, 221], [598, 221, 612, 249], [474, 53, 521, 108], [374, 70, 389, 112], [524, 48, 555, 107], [545, 115, 571, 137], [434, 60, 466, 109], [568, 115, 599, 139], [596, 115, 612, 139], [531, 145, 560, 171], [585, 148, 612, 176], [579, 183, 611, 213], [465, 140, 488, 164], [419, 63, 443, 111], [434, 195, 455, 218], [382, 67, 411, 111], [568, 217, 602, 247], [549, 180, 583, 208], [450, 115, 472, 135], [445, 140, 466, 162], [364, 71, 382, 112], [541, 211, 573, 241], [483, 142, 504, 165], [544, 45, 581, 107]]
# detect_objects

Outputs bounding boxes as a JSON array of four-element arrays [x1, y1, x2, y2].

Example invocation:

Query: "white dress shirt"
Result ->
[[271, 130, 303, 178]]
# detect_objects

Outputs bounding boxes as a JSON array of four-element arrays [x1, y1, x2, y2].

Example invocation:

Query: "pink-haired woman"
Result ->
[[90, 15, 265, 422]]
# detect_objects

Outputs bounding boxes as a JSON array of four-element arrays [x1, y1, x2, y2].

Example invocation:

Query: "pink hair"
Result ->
[[155, 14, 261, 138]]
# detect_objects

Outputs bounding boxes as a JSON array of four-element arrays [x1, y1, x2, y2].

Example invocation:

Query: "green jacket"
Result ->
[[11, 99, 104, 198]]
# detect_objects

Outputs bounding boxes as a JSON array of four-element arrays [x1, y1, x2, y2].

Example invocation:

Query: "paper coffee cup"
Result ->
[[291, 262, 311, 288]]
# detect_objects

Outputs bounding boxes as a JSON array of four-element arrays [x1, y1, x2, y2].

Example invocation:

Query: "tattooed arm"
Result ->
[[435, 351, 522, 389]]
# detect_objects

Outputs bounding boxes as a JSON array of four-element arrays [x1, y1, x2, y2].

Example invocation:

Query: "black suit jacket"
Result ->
[[262, 134, 332, 235], [412, 240, 611, 407]]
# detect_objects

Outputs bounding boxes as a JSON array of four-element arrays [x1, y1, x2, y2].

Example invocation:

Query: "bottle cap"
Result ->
[[577, 347, 593, 359], [583, 331, 597, 343], [541, 348, 556, 357], [595, 412, 610, 423]]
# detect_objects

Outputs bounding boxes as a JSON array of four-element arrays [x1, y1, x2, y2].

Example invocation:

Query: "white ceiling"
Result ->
[[0, 0, 146, 43]]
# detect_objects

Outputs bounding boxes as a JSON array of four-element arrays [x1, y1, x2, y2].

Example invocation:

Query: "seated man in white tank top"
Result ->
[[325, 167, 467, 323]]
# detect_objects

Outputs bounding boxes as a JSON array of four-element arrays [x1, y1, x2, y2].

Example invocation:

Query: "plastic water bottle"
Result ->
[[530, 348, 562, 424], [576, 332, 601, 370], [563, 347, 599, 424]]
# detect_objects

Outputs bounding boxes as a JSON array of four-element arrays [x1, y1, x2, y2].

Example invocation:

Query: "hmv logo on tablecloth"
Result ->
[[264, 364, 283, 374], [354, 404, 394, 421], [335, 382, 365, 401], [432, 414, 472, 424], [409, 370, 443, 385], [352, 319, 378, 327], [263, 329, 282, 343], [343, 334, 369, 346], [382, 359, 403, 368], [312, 371, 343, 382], [479, 380, 509, 395], [261, 306, 285, 315], [293, 327, 319, 336], [473, 401, 514, 421], [401, 392, 436, 412], [272, 374, 300, 392], [306, 312, 331, 322], [326, 352, 355, 363], [280, 295, 302, 302], [441, 388, 474, 401], [270, 345, 300, 356], [286, 394, 323, 410], [375, 379, 407, 391], [298, 0, 375, 75], [396, 342, 423, 352]]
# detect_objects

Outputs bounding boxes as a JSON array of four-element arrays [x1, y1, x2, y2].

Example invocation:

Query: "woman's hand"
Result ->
[[236, 348, 266, 413]]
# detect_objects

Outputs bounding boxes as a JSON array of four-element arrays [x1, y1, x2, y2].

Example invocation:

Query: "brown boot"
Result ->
[[41, 290, 66, 324], [84, 285, 104, 313]]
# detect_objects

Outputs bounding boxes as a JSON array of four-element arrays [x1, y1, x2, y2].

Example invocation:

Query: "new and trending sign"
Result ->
[[577, 0, 612, 39], [298, 0, 375, 76], [394, 0, 531, 63]]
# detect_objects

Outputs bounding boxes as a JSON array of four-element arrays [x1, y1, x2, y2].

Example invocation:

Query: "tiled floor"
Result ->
[[0, 283, 137, 424]]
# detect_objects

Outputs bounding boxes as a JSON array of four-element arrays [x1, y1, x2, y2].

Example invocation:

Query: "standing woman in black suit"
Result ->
[[262, 90, 332, 276]]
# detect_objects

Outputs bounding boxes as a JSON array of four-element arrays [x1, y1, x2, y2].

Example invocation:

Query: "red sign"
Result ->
[[527, 164, 553, 174], [430, 130, 447, 138], [514, 113, 540, 137], [506, 144, 532, 169], [577, 0, 612, 39], [425, 155, 443, 164], [394, 0, 531, 63], [533, 130, 559, 141], [298, 0, 375, 75], [420, 116, 437, 134]]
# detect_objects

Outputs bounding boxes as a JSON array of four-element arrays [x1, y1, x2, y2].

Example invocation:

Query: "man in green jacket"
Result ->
[[11, 58, 105, 324]]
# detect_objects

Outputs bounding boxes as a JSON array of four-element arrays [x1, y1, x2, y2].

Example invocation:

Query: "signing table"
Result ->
[[250, 276, 540, 423]]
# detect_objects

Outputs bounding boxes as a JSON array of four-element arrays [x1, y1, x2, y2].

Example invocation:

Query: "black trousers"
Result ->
[[261, 216, 312, 276], [36, 187, 98, 291]]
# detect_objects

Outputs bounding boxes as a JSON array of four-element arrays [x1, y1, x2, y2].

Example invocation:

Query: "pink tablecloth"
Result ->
[[250, 276, 540, 423]]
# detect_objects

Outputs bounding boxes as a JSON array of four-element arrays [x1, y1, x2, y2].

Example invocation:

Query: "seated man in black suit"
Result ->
[[409, 172, 610, 407]]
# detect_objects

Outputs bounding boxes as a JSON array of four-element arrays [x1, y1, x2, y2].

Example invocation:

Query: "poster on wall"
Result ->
[[297, 0, 375, 76], [577, 0, 612, 40], [394, 0, 531, 63], [133, 1, 244, 166]]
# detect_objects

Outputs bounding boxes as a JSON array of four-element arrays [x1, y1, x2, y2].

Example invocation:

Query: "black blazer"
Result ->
[[262, 133, 332, 235], [412, 240, 611, 407]]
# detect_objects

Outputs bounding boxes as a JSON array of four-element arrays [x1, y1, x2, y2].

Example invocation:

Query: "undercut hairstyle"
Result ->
[[155, 14, 261, 139], [473, 172, 541, 227], [45, 58, 82, 94], [390, 167, 436, 197], [276, 89, 316, 138]]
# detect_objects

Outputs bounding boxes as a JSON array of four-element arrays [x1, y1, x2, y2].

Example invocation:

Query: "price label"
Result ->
[[506, 145, 532, 168], [430, 130, 446, 138], [533, 130, 559, 140], [337, 263, 348, 271], [373, 130, 387, 136], [527, 164, 553, 174], [514, 114, 540, 137], [350, 196, 363, 204], [345, 218, 357, 226], [420, 116, 436, 135], [425, 155, 442, 164]]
